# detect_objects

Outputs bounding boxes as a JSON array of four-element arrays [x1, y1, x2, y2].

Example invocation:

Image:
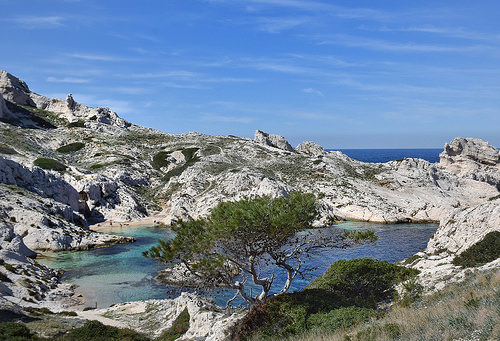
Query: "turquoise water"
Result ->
[[38, 222, 437, 308]]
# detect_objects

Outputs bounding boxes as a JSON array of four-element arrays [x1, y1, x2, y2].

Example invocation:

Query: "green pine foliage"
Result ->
[[452, 231, 500, 267], [60, 320, 149, 341]]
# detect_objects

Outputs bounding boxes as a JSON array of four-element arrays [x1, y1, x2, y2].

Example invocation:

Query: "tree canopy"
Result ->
[[144, 192, 377, 306]]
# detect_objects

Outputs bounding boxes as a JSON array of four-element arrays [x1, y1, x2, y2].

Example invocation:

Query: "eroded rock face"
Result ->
[[0, 70, 35, 106], [439, 137, 500, 189], [254, 129, 295, 152], [296, 141, 325, 156]]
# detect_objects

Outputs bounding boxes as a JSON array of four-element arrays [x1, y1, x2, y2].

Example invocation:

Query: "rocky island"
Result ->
[[1, 70, 499, 340]]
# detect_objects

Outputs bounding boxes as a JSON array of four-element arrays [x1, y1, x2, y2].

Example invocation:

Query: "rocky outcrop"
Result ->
[[296, 141, 325, 156], [254, 129, 294, 152], [0, 70, 129, 128], [79, 293, 244, 341], [0, 95, 12, 120], [406, 200, 500, 291], [439, 137, 500, 189], [0, 70, 35, 106]]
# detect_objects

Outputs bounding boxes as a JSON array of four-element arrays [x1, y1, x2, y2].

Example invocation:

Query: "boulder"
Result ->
[[254, 130, 294, 152], [296, 141, 325, 156]]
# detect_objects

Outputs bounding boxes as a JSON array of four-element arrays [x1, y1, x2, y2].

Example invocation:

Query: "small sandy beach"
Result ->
[[89, 216, 168, 231]]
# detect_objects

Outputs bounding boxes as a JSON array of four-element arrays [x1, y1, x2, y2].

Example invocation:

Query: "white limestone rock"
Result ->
[[439, 137, 500, 189], [408, 200, 500, 291], [80, 293, 244, 341], [0, 70, 35, 106], [296, 141, 325, 156], [254, 129, 294, 152]]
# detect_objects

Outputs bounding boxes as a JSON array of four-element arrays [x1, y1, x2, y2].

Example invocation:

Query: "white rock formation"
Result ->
[[438, 137, 500, 189], [296, 141, 325, 156], [254, 129, 295, 152], [79, 293, 244, 341], [406, 200, 500, 291]]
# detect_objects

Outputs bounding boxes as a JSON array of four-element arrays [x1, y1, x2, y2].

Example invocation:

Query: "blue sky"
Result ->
[[2, 0, 499, 148]]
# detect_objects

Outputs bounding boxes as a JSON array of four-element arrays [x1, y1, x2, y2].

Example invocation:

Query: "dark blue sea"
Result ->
[[327, 148, 442, 163]]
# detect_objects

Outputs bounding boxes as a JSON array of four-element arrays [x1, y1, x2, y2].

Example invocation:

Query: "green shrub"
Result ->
[[33, 158, 67, 171], [56, 142, 85, 153], [307, 258, 419, 308], [57, 311, 78, 316], [156, 307, 190, 341], [0, 272, 11, 282], [4, 264, 16, 273], [89, 163, 104, 169], [151, 151, 170, 170], [67, 120, 86, 128], [60, 320, 149, 341], [452, 231, 500, 267], [0, 322, 39, 340], [0, 143, 17, 155]]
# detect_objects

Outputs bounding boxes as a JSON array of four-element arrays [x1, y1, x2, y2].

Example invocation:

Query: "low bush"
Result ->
[[156, 307, 190, 341], [33, 158, 67, 171], [67, 120, 86, 128], [0, 322, 41, 340], [60, 320, 149, 341], [0, 272, 11, 282], [235, 259, 416, 340], [56, 142, 85, 153], [307, 258, 419, 308], [452, 231, 500, 267], [151, 151, 170, 170], [89, 163, 104, 169]]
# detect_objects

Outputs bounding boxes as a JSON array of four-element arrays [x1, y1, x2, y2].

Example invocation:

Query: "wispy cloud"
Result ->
[[316, 34, 494, 53], [66, 53, 137, 62], [163, 82, 207, 89], [200, 113, 255, 124], [302, 88, 323, 96], [46, 76, 90, 83], [6, 16, 66, 28], [256, 16, 310, 33]]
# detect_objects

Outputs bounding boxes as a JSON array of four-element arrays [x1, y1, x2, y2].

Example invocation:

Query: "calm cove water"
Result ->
[[38, 222, 437, 308], [330, 148, 442, 163]]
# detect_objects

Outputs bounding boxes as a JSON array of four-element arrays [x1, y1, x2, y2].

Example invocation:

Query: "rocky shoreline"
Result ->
[[1, 69, 499, 340]]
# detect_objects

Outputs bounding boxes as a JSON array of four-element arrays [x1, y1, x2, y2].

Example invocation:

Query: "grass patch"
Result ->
[[156, 307, 190, 341], [452, 231, 500, 267], [488, 194, 500, 201], [0, 322, 44, 341], [56, 142, 85, 153]]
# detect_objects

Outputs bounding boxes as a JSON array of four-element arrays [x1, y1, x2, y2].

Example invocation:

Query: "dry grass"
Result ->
[[271, 267, 500, 341]]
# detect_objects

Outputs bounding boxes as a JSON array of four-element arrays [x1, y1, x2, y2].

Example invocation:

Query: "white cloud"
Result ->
[[47, 76, 89, 83], [200, 113, 255, 124], [7, 16, 65, 28], [302, 88, 324, 96]]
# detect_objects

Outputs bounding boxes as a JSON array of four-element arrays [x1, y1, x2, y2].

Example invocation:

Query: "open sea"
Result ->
[[328, 148, 442, 163]]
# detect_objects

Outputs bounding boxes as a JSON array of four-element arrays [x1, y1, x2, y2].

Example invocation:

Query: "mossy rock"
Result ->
[[452, 231, 500, 267], [56, 142, 85, 153], [33, 158, 67, 171]]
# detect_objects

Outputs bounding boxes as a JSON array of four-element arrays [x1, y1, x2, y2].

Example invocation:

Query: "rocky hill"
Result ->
[[0, 70, 499, 337]]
